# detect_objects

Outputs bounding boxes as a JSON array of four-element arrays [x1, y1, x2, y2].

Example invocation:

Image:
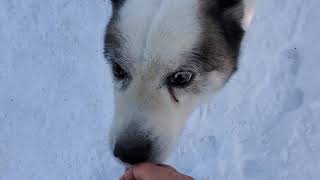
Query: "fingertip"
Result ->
[[124, 168, 135, 180], [132, 163, 154, 179], [133, 163, 152, 171]]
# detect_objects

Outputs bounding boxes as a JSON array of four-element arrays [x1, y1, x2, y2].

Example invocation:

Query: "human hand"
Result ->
[[120, 163, 193, 180]]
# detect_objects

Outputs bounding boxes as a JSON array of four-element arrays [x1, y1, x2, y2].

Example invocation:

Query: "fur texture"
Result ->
[[104, 0, 247, 165]]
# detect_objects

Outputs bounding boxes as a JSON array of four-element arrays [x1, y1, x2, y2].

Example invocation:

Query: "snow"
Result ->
[[0, 0, 319, 180]]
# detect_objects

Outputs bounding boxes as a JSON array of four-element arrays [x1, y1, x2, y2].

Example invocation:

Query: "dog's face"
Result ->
[[105, 0, 245, 165]]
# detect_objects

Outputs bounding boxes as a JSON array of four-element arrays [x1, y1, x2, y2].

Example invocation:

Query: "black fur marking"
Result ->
[[104, 17, 133, 91], [110, 0, 126, 10], [195, 0, 244, 75], [217, 0, 242, 10], [215, 0, 245, 57], [104, 0, 127, 62], [201, 0, 244, 59], [219, 19, 244, 57]]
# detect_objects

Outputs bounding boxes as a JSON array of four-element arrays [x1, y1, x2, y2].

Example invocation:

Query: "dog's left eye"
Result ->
[[167, 71, 194, 88], [112, 62, 128, 80]]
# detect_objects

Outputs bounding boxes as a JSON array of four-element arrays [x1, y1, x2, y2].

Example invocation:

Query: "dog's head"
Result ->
[[105, 0, 245, 165]]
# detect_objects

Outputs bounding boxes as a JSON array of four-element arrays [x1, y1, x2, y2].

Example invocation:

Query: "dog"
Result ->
[[104, 0, 252, 166]]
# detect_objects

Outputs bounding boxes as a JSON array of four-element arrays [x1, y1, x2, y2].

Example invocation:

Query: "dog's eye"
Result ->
[[167, 71, 194, 88], [112, 63, 128, 80]]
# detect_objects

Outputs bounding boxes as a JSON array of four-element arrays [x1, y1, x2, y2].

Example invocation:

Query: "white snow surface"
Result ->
[[1, 0, 320, 180]]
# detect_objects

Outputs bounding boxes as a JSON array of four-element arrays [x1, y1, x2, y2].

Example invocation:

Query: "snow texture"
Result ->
[[0, 0, 319, 180]]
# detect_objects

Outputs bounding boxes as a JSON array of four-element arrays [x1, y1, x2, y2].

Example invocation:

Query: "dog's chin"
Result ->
[[113, 155, 164, 168]]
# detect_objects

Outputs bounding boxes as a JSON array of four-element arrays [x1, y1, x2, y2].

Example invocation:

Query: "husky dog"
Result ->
[[104, 0, 250, 165]]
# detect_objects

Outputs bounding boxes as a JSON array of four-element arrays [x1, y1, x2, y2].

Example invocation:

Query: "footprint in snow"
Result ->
[[279, 47, 301, 76]]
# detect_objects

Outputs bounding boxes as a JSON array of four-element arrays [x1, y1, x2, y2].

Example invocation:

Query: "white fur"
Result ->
[[109, 0, 245, 164], [117, 0, 201, 68]]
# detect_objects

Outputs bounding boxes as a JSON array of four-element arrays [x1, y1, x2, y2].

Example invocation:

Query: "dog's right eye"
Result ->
[[167, 71, 195, 88], [112, 63, 128, 80]]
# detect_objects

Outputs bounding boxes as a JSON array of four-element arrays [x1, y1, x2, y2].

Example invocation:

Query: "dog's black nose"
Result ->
[[113, 139, 152, 164]]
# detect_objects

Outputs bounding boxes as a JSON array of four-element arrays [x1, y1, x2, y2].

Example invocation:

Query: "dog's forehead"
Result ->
[[116, 0, 201, 68]]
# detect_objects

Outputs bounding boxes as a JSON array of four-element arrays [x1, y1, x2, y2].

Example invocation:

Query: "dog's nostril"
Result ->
[[113, 140, 152, 164]]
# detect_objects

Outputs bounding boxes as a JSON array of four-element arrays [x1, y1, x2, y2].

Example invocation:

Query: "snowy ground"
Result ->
[[0, 0, 319, 180]]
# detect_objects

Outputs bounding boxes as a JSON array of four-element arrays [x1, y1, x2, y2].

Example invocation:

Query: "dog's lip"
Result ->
[[115, 155, 161, 168]]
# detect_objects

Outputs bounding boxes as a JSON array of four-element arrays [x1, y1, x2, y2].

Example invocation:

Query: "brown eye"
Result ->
[[167, 71, 194, 88], [112, 63, 128, 80]]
